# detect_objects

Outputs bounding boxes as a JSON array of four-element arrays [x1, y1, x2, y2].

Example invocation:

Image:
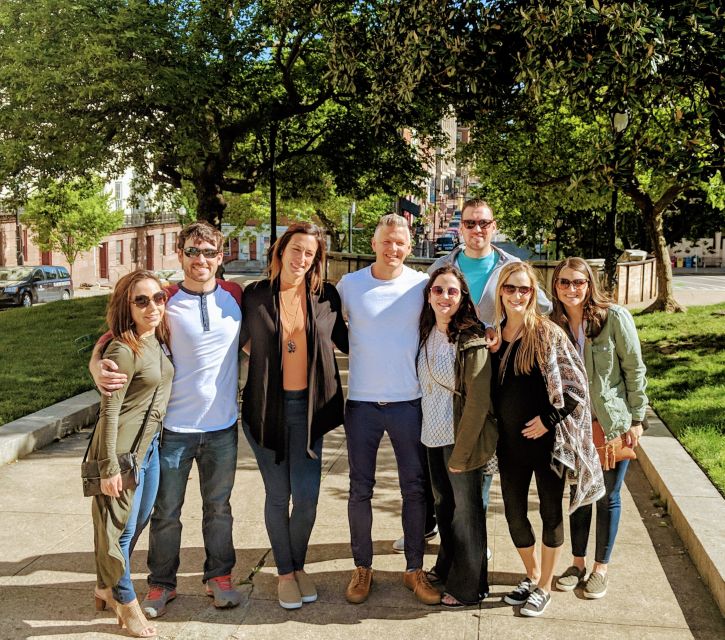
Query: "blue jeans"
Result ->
[[345, 399, 426, 571], [147, 424, 238, 589], [569, 460, 629, 564], [244, 390, 322, 575], [428, 445, 488, 604], [113, 433, 160, 604]]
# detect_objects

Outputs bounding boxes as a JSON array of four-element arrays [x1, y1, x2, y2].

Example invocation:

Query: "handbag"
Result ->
[[81, 350, 162, 497], [592, 419, 636, 471]]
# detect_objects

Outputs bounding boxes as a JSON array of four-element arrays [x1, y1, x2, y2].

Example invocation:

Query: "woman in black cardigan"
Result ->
[[240, 222, 348, 610]]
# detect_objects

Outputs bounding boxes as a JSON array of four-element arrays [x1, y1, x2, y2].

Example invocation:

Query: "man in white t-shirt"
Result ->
[[91, 222, 243, 618], [337, 214, 440, 606]]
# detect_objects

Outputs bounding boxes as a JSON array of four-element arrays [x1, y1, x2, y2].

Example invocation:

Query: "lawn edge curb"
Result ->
[[0, 390, 100, 466], [639, 406, 725, 617]]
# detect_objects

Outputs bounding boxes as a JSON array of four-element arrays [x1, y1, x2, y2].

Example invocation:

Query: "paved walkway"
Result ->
[[1, 423, 723, 639]]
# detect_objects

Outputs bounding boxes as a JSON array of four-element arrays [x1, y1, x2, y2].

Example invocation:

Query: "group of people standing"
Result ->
[[85, 198, 647, 636]]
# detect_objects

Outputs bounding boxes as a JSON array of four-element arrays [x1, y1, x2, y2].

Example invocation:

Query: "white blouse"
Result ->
[[418, 328, 456, 448]]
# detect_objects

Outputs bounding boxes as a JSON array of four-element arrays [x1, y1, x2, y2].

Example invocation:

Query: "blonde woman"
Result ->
[[491, 262, 603, 617]]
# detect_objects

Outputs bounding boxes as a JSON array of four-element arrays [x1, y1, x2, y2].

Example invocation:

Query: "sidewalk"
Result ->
[[0, 424, 723, 639]]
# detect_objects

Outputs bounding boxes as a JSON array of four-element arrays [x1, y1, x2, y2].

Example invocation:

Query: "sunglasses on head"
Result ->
[[461, 219, 495, 230], [183, 247, 220, 258], [132, 291, 168, 308], [501, 284, 533, 296], [556, 278, 589, 290], [431, 285, 461, 297]]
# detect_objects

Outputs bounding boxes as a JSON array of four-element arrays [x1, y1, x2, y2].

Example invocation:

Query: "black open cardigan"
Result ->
[[240, 279, 349, 463]]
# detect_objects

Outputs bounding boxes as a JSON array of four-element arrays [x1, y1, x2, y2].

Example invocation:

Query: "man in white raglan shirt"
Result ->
[[337, 214, 440, 606], [91, 221, 243, 618]]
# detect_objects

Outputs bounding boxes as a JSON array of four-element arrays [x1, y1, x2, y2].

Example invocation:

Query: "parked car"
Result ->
[[435, 235, 458, 256], [0, 265, 73, 307]]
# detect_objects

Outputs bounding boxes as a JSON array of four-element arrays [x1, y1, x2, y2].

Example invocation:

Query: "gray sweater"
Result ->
[[428, 244, 552, 325]]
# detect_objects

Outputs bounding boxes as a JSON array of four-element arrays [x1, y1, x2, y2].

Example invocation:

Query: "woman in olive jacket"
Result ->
[[240, 223, 348, 610], [551, 257, 647, 600], [417, 265, 497, 608]]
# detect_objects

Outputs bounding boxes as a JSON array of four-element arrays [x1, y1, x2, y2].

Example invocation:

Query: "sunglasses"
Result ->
[[132, 291, 168, 308], [183, 247, 220, 259], [430, 285, 461, 297], [461, 219, 495, 230], [501, 284, 533, 296], [556, 278, 589, 290]]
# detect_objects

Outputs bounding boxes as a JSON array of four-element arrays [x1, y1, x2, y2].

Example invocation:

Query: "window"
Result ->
[[129, 238, 138, 263], [171, 232, 178, 252], [224, 237, 232, 256], [114, 181, 123, 211], [115, 240, 123, 265], [159, 233, 166, 256]]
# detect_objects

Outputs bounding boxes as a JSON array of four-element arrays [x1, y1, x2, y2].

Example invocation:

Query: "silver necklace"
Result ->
[[280, 291, 302, 353]]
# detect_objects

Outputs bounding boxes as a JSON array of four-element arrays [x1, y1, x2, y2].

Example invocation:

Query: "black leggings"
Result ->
[[499, 457, 566, 549]]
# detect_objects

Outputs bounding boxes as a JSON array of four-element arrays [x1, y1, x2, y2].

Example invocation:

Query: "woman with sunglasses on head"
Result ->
[[88, 270, 174, 638], [417, 265, 497, 608], [492, 262, 603, 618], [551, 257, 647, 599], [240, 222, 348, 610]]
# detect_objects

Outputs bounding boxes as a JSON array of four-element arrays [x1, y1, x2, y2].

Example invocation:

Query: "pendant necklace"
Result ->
[[280, 289, 302, 354]]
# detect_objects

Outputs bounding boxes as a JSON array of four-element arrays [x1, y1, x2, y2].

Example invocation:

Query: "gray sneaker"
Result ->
[[205, 574, 242, 608], [142, 585, 177, 618], [583, 571, 608, 599], [556, 565, 586, 591], [520, 588, 551, 617]]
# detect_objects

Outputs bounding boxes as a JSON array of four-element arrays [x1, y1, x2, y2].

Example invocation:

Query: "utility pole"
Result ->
[[348, 201, 355, 253]]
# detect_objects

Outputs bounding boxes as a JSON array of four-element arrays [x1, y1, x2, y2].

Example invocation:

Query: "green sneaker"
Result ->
[[556, 566, 586, 592], [583, 571, 608, 599]]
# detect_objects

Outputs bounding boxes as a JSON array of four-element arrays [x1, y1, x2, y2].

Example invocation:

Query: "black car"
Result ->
[[435, 235, 458, 256], [0, 265, 74, 307]]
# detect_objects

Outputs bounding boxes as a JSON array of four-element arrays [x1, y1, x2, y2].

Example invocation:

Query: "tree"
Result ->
[[339, 0, 723, 312], [21, 179, 123, 276], [0, 1, 432, 228]]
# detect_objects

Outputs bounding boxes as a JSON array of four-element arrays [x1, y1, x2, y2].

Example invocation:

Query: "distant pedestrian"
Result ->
[[240, 223, 348, 610], [88, 270, 173, 638], [552, 257, 647, 599], [492, 261, 603, 618], [417, 265, 497, 608]]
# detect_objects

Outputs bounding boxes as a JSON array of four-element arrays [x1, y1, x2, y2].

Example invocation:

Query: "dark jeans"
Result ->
[[428, 445, 488, 604], [147, 424, 238, 589], [424, 469, 490, 533], [243, 390, 322, 575], [569, 459, 629, 564], [113, 433, 160, 604], [499, 457, 566, 549], [345, 399, 426, 571]]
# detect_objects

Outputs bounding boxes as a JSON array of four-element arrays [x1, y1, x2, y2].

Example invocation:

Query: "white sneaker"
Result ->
[[487, 547, 492, 561], [392, 526, 438, 553]]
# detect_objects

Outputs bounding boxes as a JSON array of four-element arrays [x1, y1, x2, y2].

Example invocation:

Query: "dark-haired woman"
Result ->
[[551, 257, 647, 599], [417, 265, 497, 608], [492, 262, 603, 618], [89, 270, 174, 638], [241, 223, 349, 610]]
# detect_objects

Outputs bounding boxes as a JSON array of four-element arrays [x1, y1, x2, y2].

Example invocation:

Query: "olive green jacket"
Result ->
[[448, 331, 498, 471], [583, 305, 648, 440]]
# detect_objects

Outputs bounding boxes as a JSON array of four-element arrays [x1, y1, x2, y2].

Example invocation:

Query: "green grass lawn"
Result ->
[[0, 296, 108, 425], [634, 303, 725, 495]]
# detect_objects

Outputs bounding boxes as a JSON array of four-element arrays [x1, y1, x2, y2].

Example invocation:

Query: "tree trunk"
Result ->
[[194, 178, 227, 229], [641, 200, 684, 313], [603, 189, 619, 294], [314, 208, 342, 251]]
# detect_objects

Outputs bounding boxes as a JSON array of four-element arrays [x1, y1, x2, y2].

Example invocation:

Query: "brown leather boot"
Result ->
[[345, 566, 373, 604], [403, 569, 441, 605]]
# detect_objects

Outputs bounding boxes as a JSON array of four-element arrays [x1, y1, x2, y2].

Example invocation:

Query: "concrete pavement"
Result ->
[[1, 416, 723, 637]]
